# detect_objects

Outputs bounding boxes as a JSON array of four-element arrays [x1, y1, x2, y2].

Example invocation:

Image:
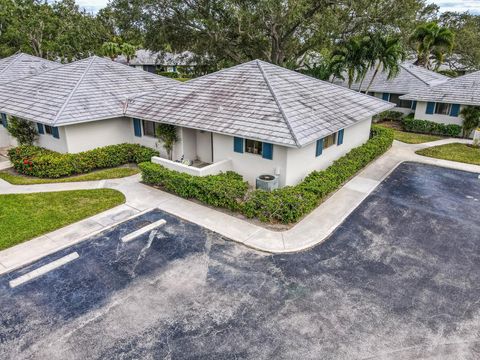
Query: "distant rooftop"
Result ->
[[0, 53, 61, 83], [335, 62, 449, 94], [116, 50, 196, 66], [126, 60, 393, 148], [0, 56, 178, 125], [400, 70, 480, 106]]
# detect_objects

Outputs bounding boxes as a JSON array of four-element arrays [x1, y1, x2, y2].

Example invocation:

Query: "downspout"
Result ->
[[210, 132, 214, 163]]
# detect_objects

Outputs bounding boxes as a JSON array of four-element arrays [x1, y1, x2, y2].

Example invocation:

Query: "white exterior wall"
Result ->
[[373, 92, 413, 115], [64, 117, 133, 153], [0, 126, 15, 147], [35, 126, 68, 153], [212, 133, 288, 187], [414, 101, 464, 126], [284, 118, 372, 186]]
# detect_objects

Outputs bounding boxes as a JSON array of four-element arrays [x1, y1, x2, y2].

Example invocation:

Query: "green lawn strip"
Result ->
[[392, 130, 444, 144], [0, 167, 139, 185], [0, 189, 125, 250], [415, 143, 480, 166]]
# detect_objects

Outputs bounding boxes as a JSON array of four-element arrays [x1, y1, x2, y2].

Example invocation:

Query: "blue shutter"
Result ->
[[411, 101, 417, 110], [233, 137, 244, 153], [315, 138, 323, 157], [37, 123, 45, 134], [133, 118, 142, 137], [337, 129, 344, 145], [382, 93, 390, 101], [1, 113, 7, 128], [52, 127, 60, 139], [262, 143, 273, 160], [426, 102, 435, 114], [450, 104, 460, 117]]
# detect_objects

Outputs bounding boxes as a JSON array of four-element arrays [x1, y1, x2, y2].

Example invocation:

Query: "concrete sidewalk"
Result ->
[[0, 138, 479, 274]]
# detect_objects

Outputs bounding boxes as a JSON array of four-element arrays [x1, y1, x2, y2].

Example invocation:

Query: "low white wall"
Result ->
[[152, 157, 232, 176], [212, 133, 288, 187], [284, 118, 372, 186], [0, 126, 15, 147], [64, 117, 133, 153], [414, 101, 464, 126]]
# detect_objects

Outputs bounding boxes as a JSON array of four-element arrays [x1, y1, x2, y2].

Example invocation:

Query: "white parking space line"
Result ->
[[121, 219, 167, 243], [9, 252, 80, 288]]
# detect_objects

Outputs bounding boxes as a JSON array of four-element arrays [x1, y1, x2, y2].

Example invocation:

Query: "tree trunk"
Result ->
[[365, 62, 382, 94]]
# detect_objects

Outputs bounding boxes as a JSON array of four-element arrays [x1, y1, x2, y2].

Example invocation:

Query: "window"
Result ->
[[245, 139, 262, 155], [389, 94, 412, 109], [322, 133, 337, 149], [45, 125, 53, 135], [142, 120, 158, 137], [435, 103, 452, 115], [367, 92, 375, 97]]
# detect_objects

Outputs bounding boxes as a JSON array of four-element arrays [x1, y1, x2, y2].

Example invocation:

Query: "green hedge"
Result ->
[[139, 126, 394, 224], [402, 116, 462, 137], [373, 110, 405, 123], [140, 162, 248, 211], [8, 144, 159, 178]]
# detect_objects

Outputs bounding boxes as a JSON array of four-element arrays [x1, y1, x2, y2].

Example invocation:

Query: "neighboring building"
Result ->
[[115, 50, 196, 74], [335, 62, 449, 114], [0, 53, 61, 147], [400, 70, 480, 128], [0, 56, 178, 152], [125, 60, 393, 187]]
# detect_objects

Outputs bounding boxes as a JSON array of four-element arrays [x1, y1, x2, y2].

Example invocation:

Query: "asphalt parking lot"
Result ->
[[0, 162, 479, 359]]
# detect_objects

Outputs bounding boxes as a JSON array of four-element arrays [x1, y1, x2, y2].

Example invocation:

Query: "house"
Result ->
[[115, 50, 196, 74], [0, 53, 61, 147], [400, 70, 480, 128], [125, 60, 393, 187], [335, 62, 449, 114], [0, 56, 178, 152]]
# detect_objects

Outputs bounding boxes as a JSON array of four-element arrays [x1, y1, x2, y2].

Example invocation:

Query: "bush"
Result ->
[[8, 143, 159, 178], [139, 162, 248, 211], [139, 126, 394, 224], [157, 71, 179, 78], [373, 110, 405, 123], [402, 117, 462, 137], [6, 116, 38, 145]]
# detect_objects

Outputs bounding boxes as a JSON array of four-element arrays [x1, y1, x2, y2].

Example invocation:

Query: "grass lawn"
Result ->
[[376, 121, 444, 144], [0, 166, 139, 185], [416, 143, 480, 166], [0, 189, 125, 250]]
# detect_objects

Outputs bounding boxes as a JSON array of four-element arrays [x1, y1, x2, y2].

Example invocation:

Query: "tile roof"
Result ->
[[116, 50, 196, 66], [126, 60, 393, 147], [335, 62, 449, 94], [0, 56, 178, 125], [400, 70, 480, 106], [0, 53, 61, 83]]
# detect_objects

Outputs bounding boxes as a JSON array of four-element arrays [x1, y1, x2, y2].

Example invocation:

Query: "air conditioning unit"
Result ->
[[256, 174, 279, 191]]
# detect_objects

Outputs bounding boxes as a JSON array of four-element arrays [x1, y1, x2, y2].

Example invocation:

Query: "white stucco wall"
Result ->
[[284, 118, 372, 186], [64, 117, 133, 153], [212, 133, 288, 187], [35, 126, 68, 153], [196, 130, 212, 163], [373, 92, 413, 115], [0, 126, 15, 147], [413, 101, 464, 126]]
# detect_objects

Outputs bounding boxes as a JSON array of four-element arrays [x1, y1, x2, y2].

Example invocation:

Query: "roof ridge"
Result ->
[[400, 63, 447, 85], [256, 60, 301, 148], [52, 56, 96, 125], [0, 53, 22, 76]]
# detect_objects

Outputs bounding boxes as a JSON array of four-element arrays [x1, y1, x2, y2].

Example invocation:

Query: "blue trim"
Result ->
[[262, 142, 273, 160], [1, 113, 7, 128], [233, 137, 243, 153], [52, 127, 60, 139], [315, 138, 323, 157], [450, 104, 460, 117], [426, 102, 435, 114], [133, 118, 142, 137], [382, 93, 390, 101], [37, 123, 45, 134], [337, 129, 344, 145]]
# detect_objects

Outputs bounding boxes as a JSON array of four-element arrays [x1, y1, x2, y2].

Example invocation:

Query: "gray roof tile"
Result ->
[[0, 53, 61, 83], [126, 60, 393, 147]]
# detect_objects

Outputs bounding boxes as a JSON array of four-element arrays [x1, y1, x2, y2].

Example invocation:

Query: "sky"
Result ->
[[74, 0, 480, 14]]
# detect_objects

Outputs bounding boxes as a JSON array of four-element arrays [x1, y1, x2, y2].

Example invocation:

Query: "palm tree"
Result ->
[[102, 42, 121, 61], [120, 43, 138, 65], [460, 106, 480, 138], [410, 22, 455, 70], [364, 36, 404, 93], [330, 37, 369, 88]]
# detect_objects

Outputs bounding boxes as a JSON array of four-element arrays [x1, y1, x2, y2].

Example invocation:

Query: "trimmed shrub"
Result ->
[[8, 143, 159, 178], [373, 110, 405, 123], [139, 126, 394, 224], [402, 117, 462, 137]]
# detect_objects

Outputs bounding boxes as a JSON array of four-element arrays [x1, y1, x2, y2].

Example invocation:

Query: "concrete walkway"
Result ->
[[0, 138, 479, 274]]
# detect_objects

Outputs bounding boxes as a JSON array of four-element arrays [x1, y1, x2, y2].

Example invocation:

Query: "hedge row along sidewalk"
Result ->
[[140, 125, 394, 224], [8, 143, 159, 178]]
